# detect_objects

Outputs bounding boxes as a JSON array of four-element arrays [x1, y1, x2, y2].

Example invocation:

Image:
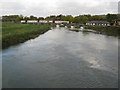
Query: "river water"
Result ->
[[2, 27, 118, 88]]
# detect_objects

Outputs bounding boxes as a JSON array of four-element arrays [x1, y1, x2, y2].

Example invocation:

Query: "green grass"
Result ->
[[2, 23, 51, 49], [85, 26, 120, 37]]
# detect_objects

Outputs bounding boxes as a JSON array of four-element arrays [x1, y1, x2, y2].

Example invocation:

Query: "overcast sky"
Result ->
[[0, 0, 119, 17]]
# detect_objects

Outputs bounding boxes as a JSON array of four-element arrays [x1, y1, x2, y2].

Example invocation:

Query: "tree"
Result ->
[[79, 16, 89, 24], [2, 15, 24, 22], [64, 15, 74, 23], [73, 16, 80, 23], [24, 16, 29, 20], [84, 15, 92, 21], [73, 15, 88, 24], [106, 14, 118, 23], [15, 15, 24, 22], [29, 15, 37, 20], [38, 17, 44, 20], [45, 15, 56, 20]]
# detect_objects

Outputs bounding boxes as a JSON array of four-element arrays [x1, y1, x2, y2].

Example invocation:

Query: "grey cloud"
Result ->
[[0, 0, 119, 17], [0, 2, 25, 15], [118, 1, 120, 14], [0, 1, 50, 16], [54, 1, 118, 15]]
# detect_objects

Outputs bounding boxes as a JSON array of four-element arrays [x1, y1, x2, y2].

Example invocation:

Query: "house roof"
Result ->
[[88, 21, 110, 24]]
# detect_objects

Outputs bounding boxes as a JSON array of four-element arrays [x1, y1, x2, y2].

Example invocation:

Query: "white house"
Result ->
[[20, 20, 70, 24], [27, 20, 38, 24], [20, 20, 26, 23], [55, 21, 69, 24], [48, 20, 53, 23], [39, 20, 48, 23]]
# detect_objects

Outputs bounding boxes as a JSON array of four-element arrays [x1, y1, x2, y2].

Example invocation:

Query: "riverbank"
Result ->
[[85, 26, 120, 37], [2, 23, 51, 49]]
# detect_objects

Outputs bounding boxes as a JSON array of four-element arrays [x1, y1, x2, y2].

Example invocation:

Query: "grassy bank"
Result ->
[[85, 26, 120, 37], [2, 23, 51, 49]]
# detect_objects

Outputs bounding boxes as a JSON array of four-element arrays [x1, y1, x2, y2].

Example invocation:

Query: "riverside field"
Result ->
[[2, 23, 51, 49]]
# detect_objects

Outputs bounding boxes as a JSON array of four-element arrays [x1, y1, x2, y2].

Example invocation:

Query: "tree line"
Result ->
[[2, 14, 119, 24]]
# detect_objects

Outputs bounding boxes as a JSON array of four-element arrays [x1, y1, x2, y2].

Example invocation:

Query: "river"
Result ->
[[2, 27, 118, 88]]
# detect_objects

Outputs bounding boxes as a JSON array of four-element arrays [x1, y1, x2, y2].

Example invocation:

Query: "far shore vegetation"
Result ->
[[2, 14, 120, 24]]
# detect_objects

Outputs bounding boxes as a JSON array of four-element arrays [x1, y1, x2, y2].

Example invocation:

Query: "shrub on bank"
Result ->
[[85, 26, 120, 37]]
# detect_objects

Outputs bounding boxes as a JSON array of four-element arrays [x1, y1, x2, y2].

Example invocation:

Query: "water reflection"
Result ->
[[0, 51, 2, 89], [82, 55, 101, 68], [82, 31, 90, 36], [2, 28, 118, 88]]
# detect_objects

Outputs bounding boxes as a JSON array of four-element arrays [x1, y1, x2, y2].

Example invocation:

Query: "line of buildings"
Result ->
[[86, 20, 120, 26], [20, 20, 120, 26], [86, 21, 110, 26], [21, 20, 120, 26], [1, 17, 120, 26], [20, 20, 69, 24]]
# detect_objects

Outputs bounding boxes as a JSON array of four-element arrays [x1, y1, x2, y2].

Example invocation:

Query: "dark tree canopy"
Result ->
[[2, 14, 119, 24]]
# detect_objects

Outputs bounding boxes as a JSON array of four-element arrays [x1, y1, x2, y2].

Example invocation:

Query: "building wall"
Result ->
[[86, 23, 110, 26], [39, 20, 48, 23], [20, 20, 69, 24], [55, 21, 69, 24], [21, 20, 26, 23], [27, 20, 38, 23], [117, 21, 120, 25], [48, 21, 53, 23], [113, 20, 120, 26]]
